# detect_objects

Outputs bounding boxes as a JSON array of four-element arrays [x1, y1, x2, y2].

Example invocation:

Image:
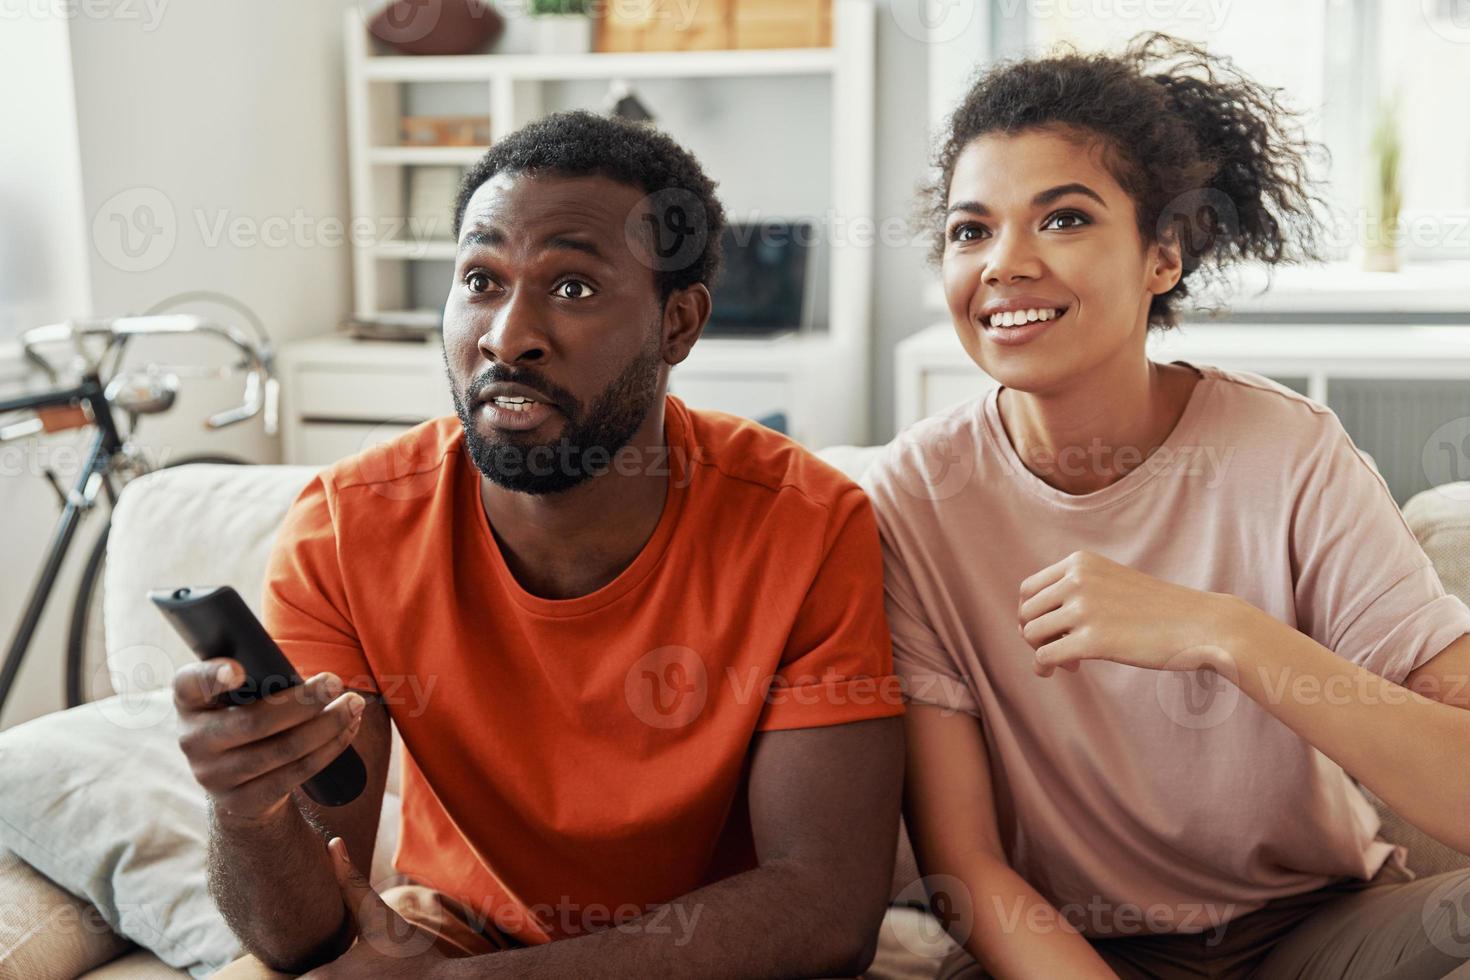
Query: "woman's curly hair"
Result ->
[[925, 33, 1329, 328]]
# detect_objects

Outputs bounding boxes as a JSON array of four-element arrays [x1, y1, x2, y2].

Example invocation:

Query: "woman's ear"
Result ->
[[1146, 230, 1184, 297], [661, 283, 711, 366]]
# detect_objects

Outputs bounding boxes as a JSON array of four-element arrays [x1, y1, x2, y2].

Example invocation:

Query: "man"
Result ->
[[180, 110, 905, 978]]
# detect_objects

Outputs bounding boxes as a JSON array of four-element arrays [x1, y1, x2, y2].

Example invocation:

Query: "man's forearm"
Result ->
[[434, 857, 880, 980], [208, 796, 352, 972]]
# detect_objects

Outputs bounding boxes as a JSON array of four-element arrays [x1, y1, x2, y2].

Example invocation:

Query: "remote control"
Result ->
[[149, 585, 367, 807]]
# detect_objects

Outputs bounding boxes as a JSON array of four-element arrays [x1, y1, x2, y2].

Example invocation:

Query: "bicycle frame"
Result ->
[[0, 373, 127, 717]]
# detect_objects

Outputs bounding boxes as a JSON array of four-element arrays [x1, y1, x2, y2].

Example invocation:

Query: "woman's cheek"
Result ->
[[941, 249, 982, 326]]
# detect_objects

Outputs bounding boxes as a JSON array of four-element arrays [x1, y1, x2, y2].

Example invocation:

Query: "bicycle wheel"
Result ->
[[65, 454, 247, 707]]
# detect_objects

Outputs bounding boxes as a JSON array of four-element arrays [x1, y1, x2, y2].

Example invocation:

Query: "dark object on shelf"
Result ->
[[707, 220, 814, 337], [606, 80, 654, 123], [368, 0, 505, 56], [341, 311, 442, 342]]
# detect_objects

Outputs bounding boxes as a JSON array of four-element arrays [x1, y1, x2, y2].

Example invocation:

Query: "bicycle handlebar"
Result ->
[[16, 315, 278, 436]]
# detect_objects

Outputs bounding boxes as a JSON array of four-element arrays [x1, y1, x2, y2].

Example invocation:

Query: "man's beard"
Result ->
[[448, 330, 664, 496]]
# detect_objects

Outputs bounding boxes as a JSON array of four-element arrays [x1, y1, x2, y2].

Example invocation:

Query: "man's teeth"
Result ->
[[492, 397, 538, 413], [987, 308, 1064, 328]]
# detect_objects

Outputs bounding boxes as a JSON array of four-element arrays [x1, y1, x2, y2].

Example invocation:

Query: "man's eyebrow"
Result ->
[[456, 228, 608, 261], [545, 235, 607, 261], [1032, 182, 1107, 208], [458, 227, 501, 253]]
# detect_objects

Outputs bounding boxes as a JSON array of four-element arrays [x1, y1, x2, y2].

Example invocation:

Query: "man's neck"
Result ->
[[479, 400, 672, 600]]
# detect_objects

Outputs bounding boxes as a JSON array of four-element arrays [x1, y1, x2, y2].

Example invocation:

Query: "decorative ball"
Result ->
[[368, 0, 505, 56]]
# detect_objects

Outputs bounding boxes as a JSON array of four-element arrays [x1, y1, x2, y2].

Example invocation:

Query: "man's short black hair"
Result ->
[[452, 110, 725, 303]]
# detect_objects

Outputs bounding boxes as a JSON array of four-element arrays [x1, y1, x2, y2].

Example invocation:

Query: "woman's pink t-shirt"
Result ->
[[862, 362, 1470, 937]]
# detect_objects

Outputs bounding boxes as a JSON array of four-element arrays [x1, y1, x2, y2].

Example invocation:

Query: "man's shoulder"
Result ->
[[309, 416, 462, 521], [679, 401, 867, 521]]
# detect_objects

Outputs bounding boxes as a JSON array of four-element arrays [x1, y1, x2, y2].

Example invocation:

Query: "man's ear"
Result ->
[[661, 283, 711, 366], [1146, 230, 1184, 297]]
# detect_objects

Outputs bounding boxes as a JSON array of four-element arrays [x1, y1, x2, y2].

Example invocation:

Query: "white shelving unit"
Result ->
[[341, 4, 877, 446]]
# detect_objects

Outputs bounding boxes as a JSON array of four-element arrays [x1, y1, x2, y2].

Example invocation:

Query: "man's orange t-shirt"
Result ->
[[261, 395, 902, 944]]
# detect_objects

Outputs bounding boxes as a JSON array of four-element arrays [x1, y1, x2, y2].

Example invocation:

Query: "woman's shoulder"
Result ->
[[859, 393, 996, 514], [1187, 362, 1351, 449]]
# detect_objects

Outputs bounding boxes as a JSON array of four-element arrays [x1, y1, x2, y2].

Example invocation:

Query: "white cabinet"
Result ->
[[278, 332, 855, 466], [895, 322, 1470, 503]]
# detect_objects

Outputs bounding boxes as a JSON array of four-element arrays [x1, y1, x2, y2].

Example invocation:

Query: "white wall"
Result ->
[[2, 0, 358, 729], [0, 15, 96, 731]]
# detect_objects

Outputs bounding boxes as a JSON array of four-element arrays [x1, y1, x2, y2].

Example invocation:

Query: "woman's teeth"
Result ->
[[987, 308, 1064, 328]]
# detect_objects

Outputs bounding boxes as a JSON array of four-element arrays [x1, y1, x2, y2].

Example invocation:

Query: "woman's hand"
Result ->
[[1017, 551, 1249, 677], [301, 837, 450, 979]]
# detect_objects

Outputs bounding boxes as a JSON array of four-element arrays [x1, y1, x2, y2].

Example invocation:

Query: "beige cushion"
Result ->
[[1406, 483, 1470, 606]]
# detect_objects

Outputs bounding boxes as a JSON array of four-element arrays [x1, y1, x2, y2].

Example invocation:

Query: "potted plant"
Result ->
[[531, 0, 592, 54], [1362, 96, 1403, 273]]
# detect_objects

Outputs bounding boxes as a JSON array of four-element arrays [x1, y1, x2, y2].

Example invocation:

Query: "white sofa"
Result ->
[[1, 453, 1468, 979]]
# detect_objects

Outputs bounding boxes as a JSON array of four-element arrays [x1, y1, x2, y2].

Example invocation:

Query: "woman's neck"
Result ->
[[997, 341, 1199, 496]]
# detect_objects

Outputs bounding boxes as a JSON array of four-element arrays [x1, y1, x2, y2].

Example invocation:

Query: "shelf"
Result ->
[[362, 47, 837, 82], [373, 241, 459, 261], [368, 146, 489, 166]]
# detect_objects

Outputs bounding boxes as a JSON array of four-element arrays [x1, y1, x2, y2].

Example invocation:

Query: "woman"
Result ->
[[862, 33, 1470, 980]]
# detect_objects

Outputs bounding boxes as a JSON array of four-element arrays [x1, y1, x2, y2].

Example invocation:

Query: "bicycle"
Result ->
[[0, 311, 278, 715]]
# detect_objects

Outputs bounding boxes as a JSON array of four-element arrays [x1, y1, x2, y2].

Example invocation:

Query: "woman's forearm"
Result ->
[[1223, 599, 1470, 852], [952, 853, 1117, 980]]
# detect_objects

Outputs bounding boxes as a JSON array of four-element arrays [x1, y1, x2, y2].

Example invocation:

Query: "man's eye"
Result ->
[[463, 271, 492, 293], [554, 280, 595, 299], [1044, 210, 1090, 231]]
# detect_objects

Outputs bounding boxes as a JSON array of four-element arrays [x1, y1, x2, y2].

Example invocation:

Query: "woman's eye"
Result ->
[[1044, 210, 1090, 231], [554, 280, 595, 299], [949, 223, 989, 243], [463, 271, 492, 293]]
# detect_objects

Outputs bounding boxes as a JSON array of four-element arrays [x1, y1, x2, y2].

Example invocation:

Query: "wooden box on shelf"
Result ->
[[732, 0, 830, 48], [595, 0, 731, 51]]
